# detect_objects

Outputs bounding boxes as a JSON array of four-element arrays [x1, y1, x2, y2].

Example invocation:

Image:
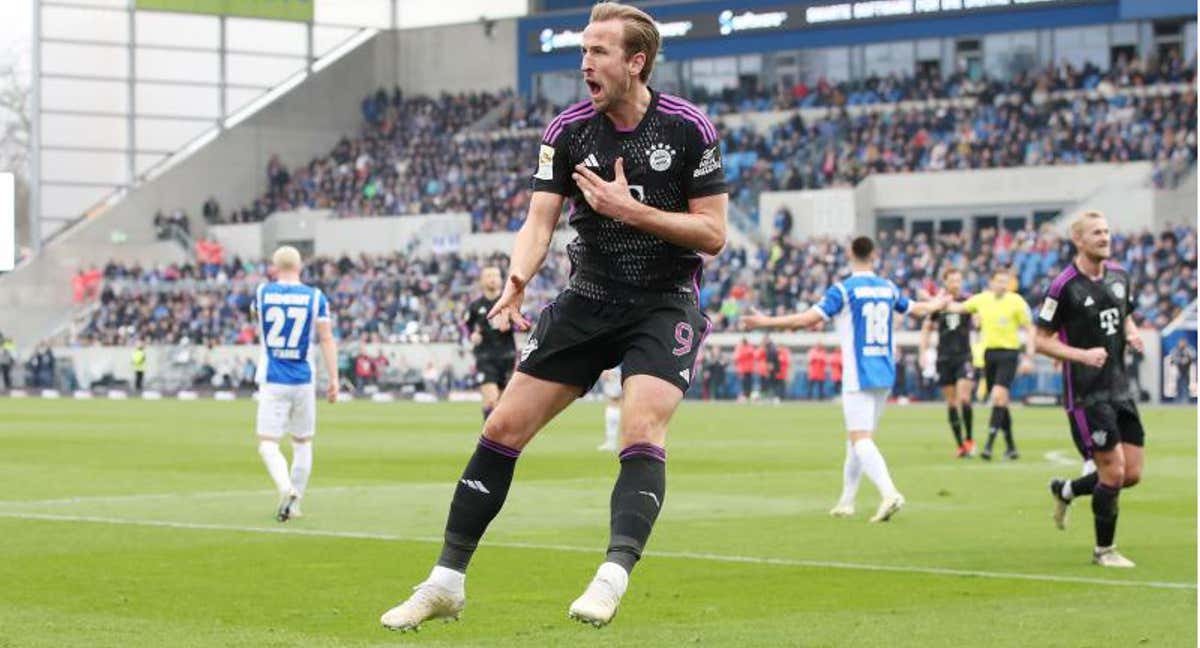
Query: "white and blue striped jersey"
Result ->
[[254, 281, 330, 386], [814, 271, 911, 392]]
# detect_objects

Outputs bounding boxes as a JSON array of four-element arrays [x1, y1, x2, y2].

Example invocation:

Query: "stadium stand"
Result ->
[[166, 59, 1193, 236], [66, 224, 1194, 347]]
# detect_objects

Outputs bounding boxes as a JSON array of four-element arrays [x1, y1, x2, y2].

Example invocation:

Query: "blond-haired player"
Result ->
[[253, 246, 339, 522]]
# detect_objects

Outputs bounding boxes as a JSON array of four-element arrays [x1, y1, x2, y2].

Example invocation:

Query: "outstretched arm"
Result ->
[[907, 296, 949, 318], [486, 191, 564, 330], [742, 307, 825, 331]]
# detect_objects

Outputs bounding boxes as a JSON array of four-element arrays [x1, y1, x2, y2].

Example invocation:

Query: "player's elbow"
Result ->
[[700, 237, 725, 257], [699, 225, 726, 256]]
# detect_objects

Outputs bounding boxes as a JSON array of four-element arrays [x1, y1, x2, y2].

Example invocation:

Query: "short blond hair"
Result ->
[[1070, 210, 1106, 239], [271, 245, 302, 272], [590, 1, 660, 83]]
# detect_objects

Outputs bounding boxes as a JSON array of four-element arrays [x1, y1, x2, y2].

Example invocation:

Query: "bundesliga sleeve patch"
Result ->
[[1038, 297, 1058, 322], [693, 146, 722, 178], [534, 144, 555, 180]]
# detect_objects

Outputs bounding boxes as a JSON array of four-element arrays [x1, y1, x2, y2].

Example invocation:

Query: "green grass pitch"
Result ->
[[0, 398, 1194, 647]]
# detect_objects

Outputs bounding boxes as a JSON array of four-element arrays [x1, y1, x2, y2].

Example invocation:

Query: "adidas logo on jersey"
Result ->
[[1084, 296, 1095, 306], [460, 479, 491, 494], [678, 368, 690, 383], [583, 153, 600, 168]]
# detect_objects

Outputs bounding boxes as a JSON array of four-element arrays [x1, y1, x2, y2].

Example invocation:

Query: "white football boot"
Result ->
[[869, 493, 905, 523], [568, 562, 628, 628], [380, 579, 465, 632]]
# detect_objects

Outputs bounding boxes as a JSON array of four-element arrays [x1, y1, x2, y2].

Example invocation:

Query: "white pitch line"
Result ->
[[1044, 450, 1082, 467], [0, 510, 1193, 592]]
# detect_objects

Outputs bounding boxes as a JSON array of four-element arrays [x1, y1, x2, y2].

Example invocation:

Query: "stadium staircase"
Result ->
[[0, 27, 386, 350]]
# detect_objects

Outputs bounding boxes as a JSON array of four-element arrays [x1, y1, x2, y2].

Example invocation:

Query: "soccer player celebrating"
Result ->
[[944, 268, 1035, 460], [380, 1, 727, 630], [464, 266, 517, 422], [743, 237, 946, 522], [252, 246, 339, 522], [919, 268, 977, 457], [1035, 211, 1144, 568]]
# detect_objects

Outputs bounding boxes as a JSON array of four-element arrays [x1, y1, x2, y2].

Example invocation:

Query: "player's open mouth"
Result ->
[[586, 80, 602, 97]]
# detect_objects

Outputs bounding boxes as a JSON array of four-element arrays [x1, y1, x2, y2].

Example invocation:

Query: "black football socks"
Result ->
[[437, 436, 520, 572], [1092, 482, 1120, 548], [605, 444, 667, 574], [948, 407, 964, 446]]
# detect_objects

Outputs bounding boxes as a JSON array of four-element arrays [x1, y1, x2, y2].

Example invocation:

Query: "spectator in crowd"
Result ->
[[807, 343, 827, 400], [764, 337, 781, 403], [754, 341, 770, 400], [131, 342, 147, 391], [1169, 337, 1196, 402], [354, 350, 375, 390], [372, 348, 390, 387], [0, 334, 14, 390], [775, 344, 792, 401], [702, 350, 727, 401], [773, 207, 793, 240], [195, 238, 225, 279], [829, 346, 843, 396], [31, 345, 55, 389], [71, 267, 103, 303], [202, 197, 221, 225], [734, 338, 756, 402], [240, 357, 257, 389]]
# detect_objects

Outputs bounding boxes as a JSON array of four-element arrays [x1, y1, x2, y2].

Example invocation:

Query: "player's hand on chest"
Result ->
[[572, 131, 684, 206]]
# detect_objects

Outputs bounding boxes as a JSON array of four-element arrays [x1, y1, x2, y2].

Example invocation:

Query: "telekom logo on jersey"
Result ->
[[1099, 308, 1120, 335]]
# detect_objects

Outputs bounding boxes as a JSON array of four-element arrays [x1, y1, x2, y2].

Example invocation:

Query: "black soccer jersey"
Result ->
[[464, 295, 516, 358], [930, 297, 972, 359], [1035, 262, 1134, 408], [530, 90, 728, 303]]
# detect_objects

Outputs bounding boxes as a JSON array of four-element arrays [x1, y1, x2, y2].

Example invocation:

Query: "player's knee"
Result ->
[[621, 415, 666, 446], [257, 439, 280, 456], [1122, 468, 1141, 488], [481, 410, 527, 448]]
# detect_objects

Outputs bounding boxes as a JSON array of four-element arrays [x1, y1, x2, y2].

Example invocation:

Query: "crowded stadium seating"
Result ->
[[67, 224, 1195, 347], [698, 51, 1195, 114], [181, 59, 1194, 235]]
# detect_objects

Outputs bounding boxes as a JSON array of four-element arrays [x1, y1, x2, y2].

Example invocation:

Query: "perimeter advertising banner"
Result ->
[[135, 0, 313, 22]]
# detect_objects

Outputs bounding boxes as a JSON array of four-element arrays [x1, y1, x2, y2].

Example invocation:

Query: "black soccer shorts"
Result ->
[[517, 290, 709, 394], [983, 349, 1020, 391], [1067, 399, 1145, 458], [936, 355, 976, 387], [475, 353, 516, 390]]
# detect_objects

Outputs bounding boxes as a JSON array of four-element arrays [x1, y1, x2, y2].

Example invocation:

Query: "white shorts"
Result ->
[[256, 383, 316, 440], [841, 389, 889, 432]]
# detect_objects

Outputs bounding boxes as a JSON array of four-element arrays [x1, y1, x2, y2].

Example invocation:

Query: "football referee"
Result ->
[[947, 268, 1036, 460]]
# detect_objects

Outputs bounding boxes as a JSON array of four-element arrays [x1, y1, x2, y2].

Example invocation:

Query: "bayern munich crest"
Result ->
[[1111, 282, 1125, 300], [647, 143, 675, 172]]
